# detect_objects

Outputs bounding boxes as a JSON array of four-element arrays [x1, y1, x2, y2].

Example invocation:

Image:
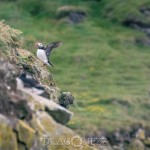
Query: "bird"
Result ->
[[35, 41, 62, 67], [16, 73, 45, 95]]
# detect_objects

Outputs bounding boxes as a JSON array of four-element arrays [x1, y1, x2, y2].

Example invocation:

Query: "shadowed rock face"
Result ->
[[124, 11, 150, 46], [0, 60, 73, 125], [0, 60, 97, 150], [122, 17, 150, 46], [140, 7, 150, 16], [0, 60, 32, 121], [68, 11, 86, 24], [122, 18, 150, 34]]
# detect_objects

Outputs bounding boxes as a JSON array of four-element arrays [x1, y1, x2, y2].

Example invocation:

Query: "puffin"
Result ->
[[16, 73, 45, 95], [35, 41, 62, 67]]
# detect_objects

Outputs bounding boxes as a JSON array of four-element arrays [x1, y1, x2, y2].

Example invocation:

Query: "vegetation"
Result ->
[[0, 0, 150, 137], [99, 0, 150, 23], [0, 21, 22, 54]]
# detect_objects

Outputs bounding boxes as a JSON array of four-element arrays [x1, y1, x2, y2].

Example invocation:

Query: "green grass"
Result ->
[[98, 0, 150, 23], [0, 0, 150, 136]]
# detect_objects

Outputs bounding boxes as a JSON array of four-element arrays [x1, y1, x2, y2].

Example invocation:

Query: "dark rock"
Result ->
[[129, 124, 143, 138], [122, 17, 150, 41], [0, 60, 32, 121], [107, 128, 131, 146], [56, 6, 86, 24], [59, 92, 74, 109], [0, 59, 17, 91], [140, 7, 150, 16], [144, 138, 150, 147], [87, 124, 150, 150], [135, 37, 150, 46], [68, 11, 86, 24], [145, 126, 150, 138], [122, 18, 150, 31], [121, 10, 150, 47], [20, 88, 73, 124]]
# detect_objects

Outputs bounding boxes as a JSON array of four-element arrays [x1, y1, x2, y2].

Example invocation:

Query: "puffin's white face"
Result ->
[[37, 43, 43, 47]]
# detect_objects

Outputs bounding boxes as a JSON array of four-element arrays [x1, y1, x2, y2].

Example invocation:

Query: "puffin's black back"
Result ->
[[19, 73, 38, 88]]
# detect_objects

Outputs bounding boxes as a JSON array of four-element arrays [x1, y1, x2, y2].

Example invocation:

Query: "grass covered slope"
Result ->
[[95, 0, 150, 23], [54, 22, 150, 134], [0, 0, 150, 136]]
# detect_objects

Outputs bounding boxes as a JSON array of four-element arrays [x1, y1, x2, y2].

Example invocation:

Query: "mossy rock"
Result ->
[[32, 112, 97, 150], [15, 120, 36, 149], [20, 89, 73, 124], [128, 139, 145, 150], [144, 137, 150, 147], [0, 114, 18, 150]]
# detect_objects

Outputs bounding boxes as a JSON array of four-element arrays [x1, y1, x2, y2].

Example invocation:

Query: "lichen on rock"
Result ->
[[0, 60, 96, 150]]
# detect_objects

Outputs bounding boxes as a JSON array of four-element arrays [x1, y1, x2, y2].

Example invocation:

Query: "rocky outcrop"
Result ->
[[56, 6, 87, 24], [121, 12, 150, 46], [0, 21, 73, 108], [20, 87, 73, 124], [101, 1, 150, 46], [0, 59, 97, 150], [87, 124, 150, 150], [121, 6, 150, 47], [122, 18, 150, 32], [128, 139, 145, 150], [140, 7, 150, 16]]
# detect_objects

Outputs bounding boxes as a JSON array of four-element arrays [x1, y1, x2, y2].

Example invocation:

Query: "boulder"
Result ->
[[19, 87, 73, 124], [140, 7, 150, 16], [59, 92, 74, 108], [128, 139, 145, 150], [15, 120, 36, 149], [144, 137, 150, 147], [0, 60, 32, 120], [135, 128, 145, 140], [135, 37, 150, 46], [56, 5, 87, 24], [0, 114, 18, 150], [0, 111, 98, 150], [31, 111, 97, 150]]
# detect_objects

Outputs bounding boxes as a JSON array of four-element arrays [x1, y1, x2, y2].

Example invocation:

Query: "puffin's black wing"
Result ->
[[46, 41, 62, 57], [45, 41, 62, 67], [19, 73, 38, 88]]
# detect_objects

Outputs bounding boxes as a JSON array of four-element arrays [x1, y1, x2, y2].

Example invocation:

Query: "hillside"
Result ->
[[0, 0, 150, 149], [0, 21, 99, 150]]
